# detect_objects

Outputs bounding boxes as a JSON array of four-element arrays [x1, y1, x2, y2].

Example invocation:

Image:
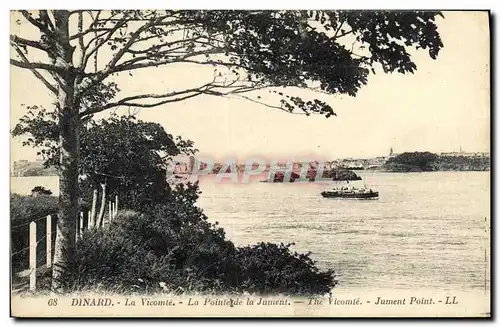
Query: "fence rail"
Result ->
[[11, 197, 119, 292]]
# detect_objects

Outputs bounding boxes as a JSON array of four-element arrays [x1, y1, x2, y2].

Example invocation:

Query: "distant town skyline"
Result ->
[[13, 148, 490, 176], [11, 143, 490, 166]]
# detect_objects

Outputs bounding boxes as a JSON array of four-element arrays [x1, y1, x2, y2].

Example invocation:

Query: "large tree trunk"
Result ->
[[51, 89, 80, 290], [51, 10, 79, 292]]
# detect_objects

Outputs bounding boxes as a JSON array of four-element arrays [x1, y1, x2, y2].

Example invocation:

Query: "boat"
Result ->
[[321, 186, 379, 199]]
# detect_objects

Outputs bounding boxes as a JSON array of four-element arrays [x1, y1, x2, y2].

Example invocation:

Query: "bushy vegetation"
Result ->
[[383, 151, 490, 172], [11, 193, 58, 223], [11, 193, 58, 272], [385, 152, 438, 171], [11, 160, 336, 295], [434, 155, 490, 171], [31, 186, 53, 196], [10, 194, 89, 273], [233, 242, 335, 295], [59, 183, 336, 295], [12, 115, 335, 295]]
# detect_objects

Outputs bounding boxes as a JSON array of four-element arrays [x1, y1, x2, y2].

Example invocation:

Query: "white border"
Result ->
[[1, 1, 497, 326], [3, 1, 498, 10]]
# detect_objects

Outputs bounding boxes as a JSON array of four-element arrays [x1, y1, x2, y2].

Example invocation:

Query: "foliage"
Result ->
[[78, 115, 197, 210], [10, 193, 58, 224], [13, 110, 197, 210], [60, 183, 335, 295], [10, 194, 89, 272], [11, 82, 118, 166], [384, 152, 491, 172], [433, 155, 490, 171], [11, 10, 444, 118], [31, 186, 53, 196], [12, 108, 196, 167], [385, 152, 439, 171], [233, 242, 335, 295], [11, 105, 59, 165]]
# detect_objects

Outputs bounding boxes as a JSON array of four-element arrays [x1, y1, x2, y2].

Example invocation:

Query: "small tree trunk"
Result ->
[[97, 183, 107, 227], [90, 189, 98, 226]]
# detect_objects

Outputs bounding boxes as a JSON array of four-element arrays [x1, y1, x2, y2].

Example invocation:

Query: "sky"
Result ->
[[10, 11, 490, 163]]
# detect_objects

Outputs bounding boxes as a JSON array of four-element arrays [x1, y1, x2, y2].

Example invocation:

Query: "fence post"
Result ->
[[88, 210, 92, 228], [115, 195, 119, 217], [80, 212, 84, 235], [109, 201, 112, 221], [91, 189, 98, 222], [29, 221, 36, 292], [46, 215, 51, 268]]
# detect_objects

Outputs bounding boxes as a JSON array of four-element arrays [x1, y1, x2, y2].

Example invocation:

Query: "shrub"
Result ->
[[61, 183, 236, 294], [11, 194, 58, 272], [59, 183, 336, 295], [10, 194, 89, 273], [233, 242, 336, 295], [31, 186, 53, 196], [385, 151, 438, 171], [11, 193, 58, 223]]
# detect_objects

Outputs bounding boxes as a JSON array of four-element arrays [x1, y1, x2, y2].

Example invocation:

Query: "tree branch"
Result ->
[[230, 94, 307, 115], [70, 28, 113, 41], [39, 10, 55, 31], [112, 92, 205, 109], [77, 12, 85, 68], [11, 45, 58, 95], [336, 29, 353, 39], [332, 19, 345, 39], [10, 58, 65, 73], [103, 17, 166, 73], [109, 48, 224, 74], [81, 77, 276, 117], [81, 79, 225, 116], [81, 91, 205, 116], [20, 10, 51, 35], [10, 35, 47, 52], [81, 14, 131, 71], [126, 33, 218, 55]]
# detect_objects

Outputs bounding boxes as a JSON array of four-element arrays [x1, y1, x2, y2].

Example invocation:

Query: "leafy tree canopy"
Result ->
[[13, 107, 197, 207], [11, 10, 444, 118]]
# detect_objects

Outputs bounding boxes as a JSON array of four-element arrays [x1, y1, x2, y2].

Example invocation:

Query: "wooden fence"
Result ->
[[12, 196, 119, 292]]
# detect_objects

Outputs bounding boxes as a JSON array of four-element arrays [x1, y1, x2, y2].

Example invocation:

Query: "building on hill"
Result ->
[[168, 155, 196, 174], [12, 159, 57, 177], [440, 151, 490, 158]]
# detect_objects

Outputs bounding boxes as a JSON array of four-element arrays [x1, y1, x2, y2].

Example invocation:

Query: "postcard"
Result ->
[[10, 9, 490, 318]]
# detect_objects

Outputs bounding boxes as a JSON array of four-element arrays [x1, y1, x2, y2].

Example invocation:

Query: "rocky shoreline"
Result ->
[[269, 168, 362, 183]]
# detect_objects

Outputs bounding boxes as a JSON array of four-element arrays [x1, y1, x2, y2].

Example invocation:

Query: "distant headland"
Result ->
[[381, 151, 490, 172]]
